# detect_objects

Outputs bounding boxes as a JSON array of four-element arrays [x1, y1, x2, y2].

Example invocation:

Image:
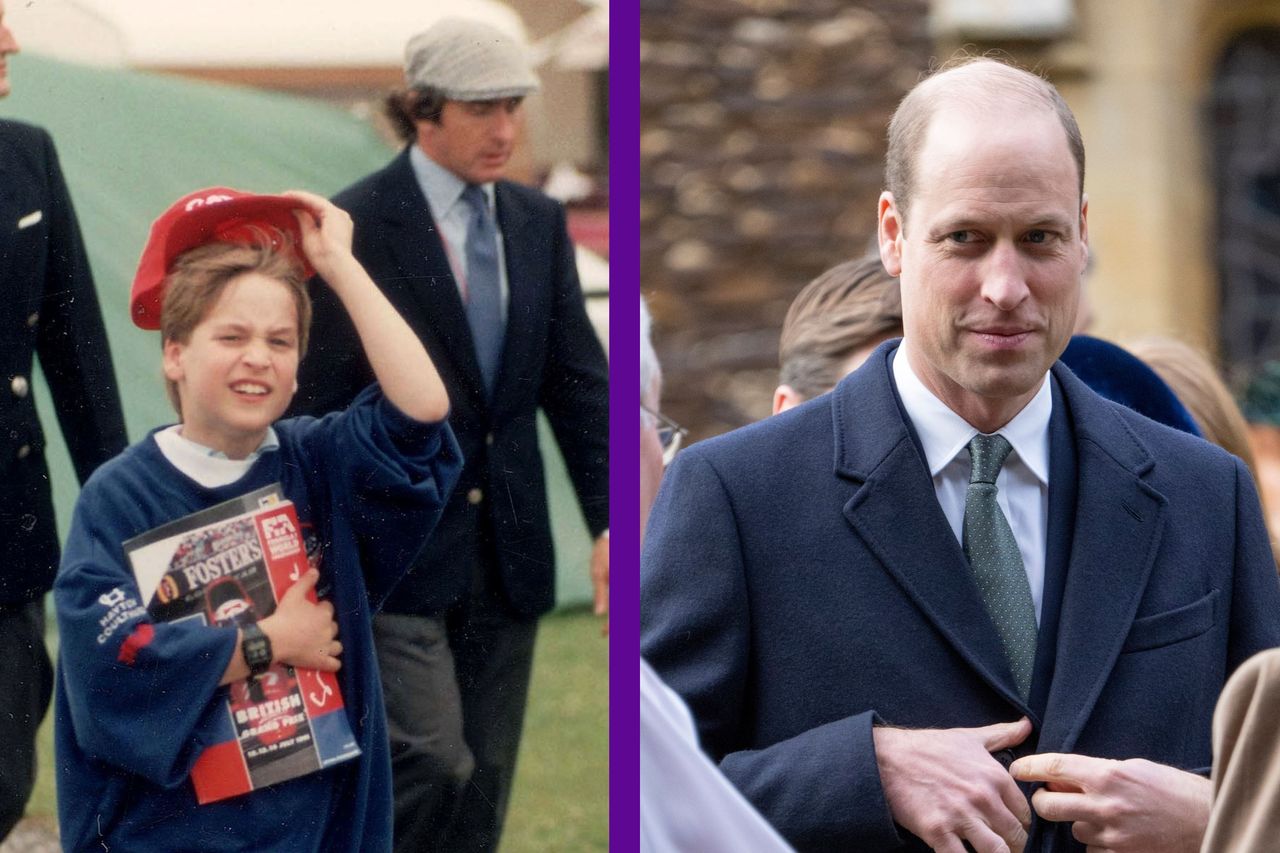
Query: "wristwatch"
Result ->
[[241, 622, 273, 677]]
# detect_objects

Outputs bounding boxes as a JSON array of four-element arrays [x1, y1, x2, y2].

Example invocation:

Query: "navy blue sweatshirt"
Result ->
[[54, 386, 461, 852]]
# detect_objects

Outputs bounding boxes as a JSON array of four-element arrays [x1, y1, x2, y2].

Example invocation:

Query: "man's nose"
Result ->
[[0, 25, 20, 55], [981, 244, 1031, 311], [491, 110, 518, 144]]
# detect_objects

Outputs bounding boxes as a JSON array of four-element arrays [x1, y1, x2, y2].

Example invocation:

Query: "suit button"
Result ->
[[26, 312, 38, 327], [16, 444, 30, 460], [467, 487, 483, 505], [485, 433, 494, 446], [11, 376, 28, 398]]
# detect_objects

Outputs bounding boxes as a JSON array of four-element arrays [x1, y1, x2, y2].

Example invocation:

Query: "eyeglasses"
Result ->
[[641, 404, 688, 466]]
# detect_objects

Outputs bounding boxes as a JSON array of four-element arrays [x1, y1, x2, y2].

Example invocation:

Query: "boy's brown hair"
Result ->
[[159, 234, 312, 417]]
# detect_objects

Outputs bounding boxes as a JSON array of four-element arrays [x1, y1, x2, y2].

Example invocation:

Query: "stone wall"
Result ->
[[641, 0, 932, 440]]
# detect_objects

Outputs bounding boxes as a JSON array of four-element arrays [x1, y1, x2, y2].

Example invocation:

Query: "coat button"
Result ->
[[11, 376, 28, 398], [16, 444, 30, 460], [485, 433, 494, 446], [467, 487, 483, 505], [26, 312, 38, 327]]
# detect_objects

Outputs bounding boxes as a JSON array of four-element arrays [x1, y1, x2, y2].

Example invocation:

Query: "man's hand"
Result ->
[[590, 532, 608, 636], [875, 718, 1033, 853], [1010, 753, 1211, 852]]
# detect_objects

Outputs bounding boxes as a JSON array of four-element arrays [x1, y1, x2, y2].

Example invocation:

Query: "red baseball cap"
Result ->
[[130, 187, 314, 330]]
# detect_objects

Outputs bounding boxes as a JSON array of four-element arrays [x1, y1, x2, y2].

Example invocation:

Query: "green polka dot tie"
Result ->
[[964, 433, 1037, 700]]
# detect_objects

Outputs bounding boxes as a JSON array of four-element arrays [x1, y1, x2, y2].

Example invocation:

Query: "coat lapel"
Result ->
[[836, 344, 1030, 711], [1037, 363, 1168, 753], [372, 150, 489, 411]]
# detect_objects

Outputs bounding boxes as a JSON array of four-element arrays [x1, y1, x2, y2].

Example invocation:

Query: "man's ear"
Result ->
[[772, 385, 805, 416], [1079, 194, 1090, 271], [162, 339, 185, 383], [878, 191, 904, 277]]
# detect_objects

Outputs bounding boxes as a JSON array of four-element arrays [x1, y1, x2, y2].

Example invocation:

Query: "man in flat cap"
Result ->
[[0, 0, 127, 842], [289, 17, 609, 853]]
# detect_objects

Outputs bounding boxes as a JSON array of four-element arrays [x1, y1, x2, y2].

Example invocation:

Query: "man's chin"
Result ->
[[967, 366, 1050, 403], [468, 158, 510, 184]]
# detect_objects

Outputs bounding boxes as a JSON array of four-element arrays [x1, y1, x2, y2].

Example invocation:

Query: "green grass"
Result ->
[[501, 610, 610, 853], [26, 608, 608, 851]]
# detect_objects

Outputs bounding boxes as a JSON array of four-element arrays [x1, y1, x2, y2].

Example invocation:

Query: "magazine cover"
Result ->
[[123, 485, 360, 804]]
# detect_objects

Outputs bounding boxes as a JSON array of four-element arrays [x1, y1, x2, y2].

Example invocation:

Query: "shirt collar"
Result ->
[[162, 425, 280, 461], [892, 342, 1052, 485], [409, 144, 496, 219]]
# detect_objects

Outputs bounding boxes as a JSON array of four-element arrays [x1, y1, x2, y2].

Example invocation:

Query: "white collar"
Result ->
[[409, 144, 496, 219], [892, 343, 1052, 485], [153, 425, 280, 488]]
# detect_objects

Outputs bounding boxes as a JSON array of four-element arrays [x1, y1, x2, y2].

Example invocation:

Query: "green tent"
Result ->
[[5, 54, 595, 608]]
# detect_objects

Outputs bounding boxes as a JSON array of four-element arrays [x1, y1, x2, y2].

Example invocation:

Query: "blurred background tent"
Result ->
[[4, 51, 600, 608]]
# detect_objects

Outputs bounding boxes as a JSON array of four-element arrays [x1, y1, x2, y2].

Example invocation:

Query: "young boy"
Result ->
[[53, 188, 461, 851]]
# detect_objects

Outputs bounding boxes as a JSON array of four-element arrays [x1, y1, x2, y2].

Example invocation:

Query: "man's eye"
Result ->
[[948, 231, 974, 244], [219, 335, 242, 342], [270, 338, 294, 348], [1026, 230, 1048, 243]]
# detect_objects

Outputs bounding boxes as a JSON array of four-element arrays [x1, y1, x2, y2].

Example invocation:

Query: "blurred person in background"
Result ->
[[1126, 337, 1261, 490], [288, 18, 609, 853], [0, 0, 127, 840], [640, 296, 791, 852], [772, 253, 902, 415]]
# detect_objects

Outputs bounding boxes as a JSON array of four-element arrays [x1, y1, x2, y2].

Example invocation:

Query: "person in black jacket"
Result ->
[[0, 0, 128, 839], [288, 18, 608, 853]]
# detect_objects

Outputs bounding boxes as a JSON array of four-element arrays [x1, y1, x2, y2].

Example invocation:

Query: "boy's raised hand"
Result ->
[[277, 191, 449, 423], [280, 189, 357, 285]]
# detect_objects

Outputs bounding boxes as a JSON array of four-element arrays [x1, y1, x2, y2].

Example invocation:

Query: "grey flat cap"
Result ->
[[405, 18, 540, 101]]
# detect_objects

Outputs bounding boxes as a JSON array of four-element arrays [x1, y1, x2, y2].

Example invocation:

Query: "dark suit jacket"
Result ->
[[641, 341, 1280, 852], [0, 119, 126, 607], [289, 148, 608, 618]]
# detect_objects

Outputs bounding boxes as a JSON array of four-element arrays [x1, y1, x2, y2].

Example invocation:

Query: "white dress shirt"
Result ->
[[640, 658, 793, 852], [408, 144, 510, 322], [892, 346, 1052, 622]]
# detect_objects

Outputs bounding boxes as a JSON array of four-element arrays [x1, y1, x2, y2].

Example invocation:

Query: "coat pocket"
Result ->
[[1121, 588, 1219, 653]]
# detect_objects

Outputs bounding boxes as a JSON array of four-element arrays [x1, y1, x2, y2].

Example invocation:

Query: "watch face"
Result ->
[[243, 625, 272, 674]]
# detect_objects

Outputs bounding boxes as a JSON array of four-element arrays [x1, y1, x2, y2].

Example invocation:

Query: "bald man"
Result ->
[[642, 57, 1280, 853]]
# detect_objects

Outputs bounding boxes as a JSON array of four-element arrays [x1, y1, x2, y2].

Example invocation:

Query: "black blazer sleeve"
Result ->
[[28, 125, 127, 482], [536, 202, 609, 537]]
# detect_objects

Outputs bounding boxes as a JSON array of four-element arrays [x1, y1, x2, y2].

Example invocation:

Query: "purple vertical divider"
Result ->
[[609, 0, 641, 850]]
